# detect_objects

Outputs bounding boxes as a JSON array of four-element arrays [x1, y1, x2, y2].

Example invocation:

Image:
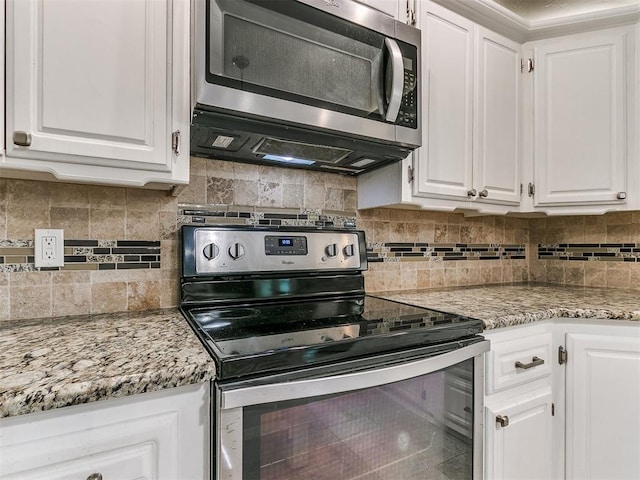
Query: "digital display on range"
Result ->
[[265, 235, 308, 256]]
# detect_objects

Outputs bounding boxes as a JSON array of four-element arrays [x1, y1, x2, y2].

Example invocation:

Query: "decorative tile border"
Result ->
[[0, 240, 161, 272], [538, 244, 640, 262], [178, 204, 357, 229], [367, 243, 526, 263]]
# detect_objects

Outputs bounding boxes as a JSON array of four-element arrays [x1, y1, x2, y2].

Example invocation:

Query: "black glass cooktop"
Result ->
[[183, 295, 483, 380]]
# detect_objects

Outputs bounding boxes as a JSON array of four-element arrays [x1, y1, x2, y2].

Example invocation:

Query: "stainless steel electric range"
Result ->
[[180, 225, 489, 480]]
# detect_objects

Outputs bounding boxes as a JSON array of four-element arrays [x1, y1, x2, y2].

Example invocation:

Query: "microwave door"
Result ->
[[207, 0, 387, 120]]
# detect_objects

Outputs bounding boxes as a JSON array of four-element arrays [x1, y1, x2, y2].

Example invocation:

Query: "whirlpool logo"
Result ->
[[281, 260, 295, 265], [323, 0, 340, 7]]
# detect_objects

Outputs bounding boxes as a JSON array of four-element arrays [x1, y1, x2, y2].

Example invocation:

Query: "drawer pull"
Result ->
[[87, 475, 103, 480], [515, 356, 544, 370], [496, 415, 509, 428]]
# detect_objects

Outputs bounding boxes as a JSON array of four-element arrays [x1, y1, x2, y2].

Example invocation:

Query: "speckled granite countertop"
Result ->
[[0, 309, 216, 418], [375, 284, 640, 329]]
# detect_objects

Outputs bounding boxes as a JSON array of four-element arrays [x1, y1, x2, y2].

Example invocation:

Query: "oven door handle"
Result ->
[[219, 339, 489, 410]]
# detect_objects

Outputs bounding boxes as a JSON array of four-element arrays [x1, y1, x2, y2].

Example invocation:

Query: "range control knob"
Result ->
[[228, 242, 245, 260], [343, 244, 355, 257], [203, 243, 220, 260], [325, 243, 338, 258]]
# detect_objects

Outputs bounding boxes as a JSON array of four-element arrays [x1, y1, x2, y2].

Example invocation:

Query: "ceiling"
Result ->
[[492, 0, 640, 22]]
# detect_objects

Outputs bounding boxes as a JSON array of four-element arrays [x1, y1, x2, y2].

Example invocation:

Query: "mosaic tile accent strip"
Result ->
[[367, 243, 527, 263], [0, 240, 161, 272], [178, 204, 357, 229], [538, 244, 640, 262]]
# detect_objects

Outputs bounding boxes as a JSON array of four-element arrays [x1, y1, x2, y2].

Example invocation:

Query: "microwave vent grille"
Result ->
[[253, 137, 352, 164]]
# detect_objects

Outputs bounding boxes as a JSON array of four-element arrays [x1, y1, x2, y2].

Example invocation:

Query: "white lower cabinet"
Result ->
[[484, 324, 556, 480], [484, 320, 640, 480], [485, 387, 553, 480], [565, 329, 640, 480], [0, 383, 209, 480]]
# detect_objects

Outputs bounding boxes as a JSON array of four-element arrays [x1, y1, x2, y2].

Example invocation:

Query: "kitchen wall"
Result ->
[[529, 213, 640, 290], [0, 157, 638, 322]]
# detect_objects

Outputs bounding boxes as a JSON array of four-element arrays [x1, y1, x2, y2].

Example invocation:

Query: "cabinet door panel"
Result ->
[[533, 30, 629, 206], [414, 2, 474, 200], [7, 0, 170, 169], [566, 333, 640, 479], [474, 28, 521, 205], [485, 388, 553, 480]]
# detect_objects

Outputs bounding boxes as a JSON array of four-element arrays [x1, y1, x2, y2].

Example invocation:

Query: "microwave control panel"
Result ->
[[397, 41, 418, 129]]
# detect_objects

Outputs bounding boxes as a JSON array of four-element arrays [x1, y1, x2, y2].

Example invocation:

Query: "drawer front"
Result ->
[[486, 332, 553, 394]]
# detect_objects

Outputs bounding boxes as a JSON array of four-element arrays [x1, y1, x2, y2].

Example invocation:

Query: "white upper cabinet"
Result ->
[[474, 27, 521, 206], [528, 27, 634, 210], [0, 0, 4, 160], [413, 2, 475, 202], [358, 1, 522, 213], [3, 0, 190, 188], [414, 3, 521, 210]]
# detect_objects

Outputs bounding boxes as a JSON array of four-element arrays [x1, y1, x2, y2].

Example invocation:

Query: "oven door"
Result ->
[[215, 339, 489, 479], [194, 0, 420, 144]]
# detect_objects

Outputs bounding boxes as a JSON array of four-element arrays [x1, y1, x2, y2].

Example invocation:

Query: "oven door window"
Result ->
[[238, 359, 473, 479], [207, 0, 417, 123]]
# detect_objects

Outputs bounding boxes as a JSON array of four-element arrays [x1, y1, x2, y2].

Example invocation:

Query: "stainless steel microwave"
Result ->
[[191, 0, 421, 175]]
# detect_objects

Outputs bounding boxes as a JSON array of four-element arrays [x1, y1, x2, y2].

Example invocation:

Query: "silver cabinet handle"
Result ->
[[87, 474, 103, 480], [496, 415, 509, 428], [617, 192, 627, 200], [13, 131, 32, 147], [467, 189, 477, 197], [383, 38, 404, 122], [478, 189, 488, 198], [515, 356, 544, 370]]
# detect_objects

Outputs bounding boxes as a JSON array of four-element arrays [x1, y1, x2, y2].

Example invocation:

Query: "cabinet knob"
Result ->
[[496, 415, 509, 428], [478, 189, 488, 198], [467, 189, 477, 197], [617, 192, 627, 200], [87, 474, 103, 480], [13, 131, 32, 147]]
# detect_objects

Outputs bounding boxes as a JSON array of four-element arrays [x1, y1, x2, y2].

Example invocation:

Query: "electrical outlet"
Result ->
[[34, 229, 64, 268]]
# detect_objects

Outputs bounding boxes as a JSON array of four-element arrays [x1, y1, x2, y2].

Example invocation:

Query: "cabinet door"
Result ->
[[474, 27, 521, 205], [0, 384, 208, 480], [565, 333, 640, 479], [485, 388, 554, 480], [413, 1, 474, 200], [532, 28, 631, 206], [5, 0, 189, 187]]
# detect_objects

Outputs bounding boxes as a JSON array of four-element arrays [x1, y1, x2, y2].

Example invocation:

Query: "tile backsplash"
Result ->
[[529, 213, 640, 290], [1, 157, 639, 321]]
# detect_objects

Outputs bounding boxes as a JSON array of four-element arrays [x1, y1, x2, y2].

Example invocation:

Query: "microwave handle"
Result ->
[[384, 38, 404, 122]]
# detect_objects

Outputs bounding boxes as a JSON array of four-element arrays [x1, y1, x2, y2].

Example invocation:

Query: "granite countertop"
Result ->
[[0, 309, 216, 418], [375, 283, 640, 329]]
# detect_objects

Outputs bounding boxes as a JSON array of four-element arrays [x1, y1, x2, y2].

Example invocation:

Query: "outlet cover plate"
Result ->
[[34, 229, 64, 268]]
